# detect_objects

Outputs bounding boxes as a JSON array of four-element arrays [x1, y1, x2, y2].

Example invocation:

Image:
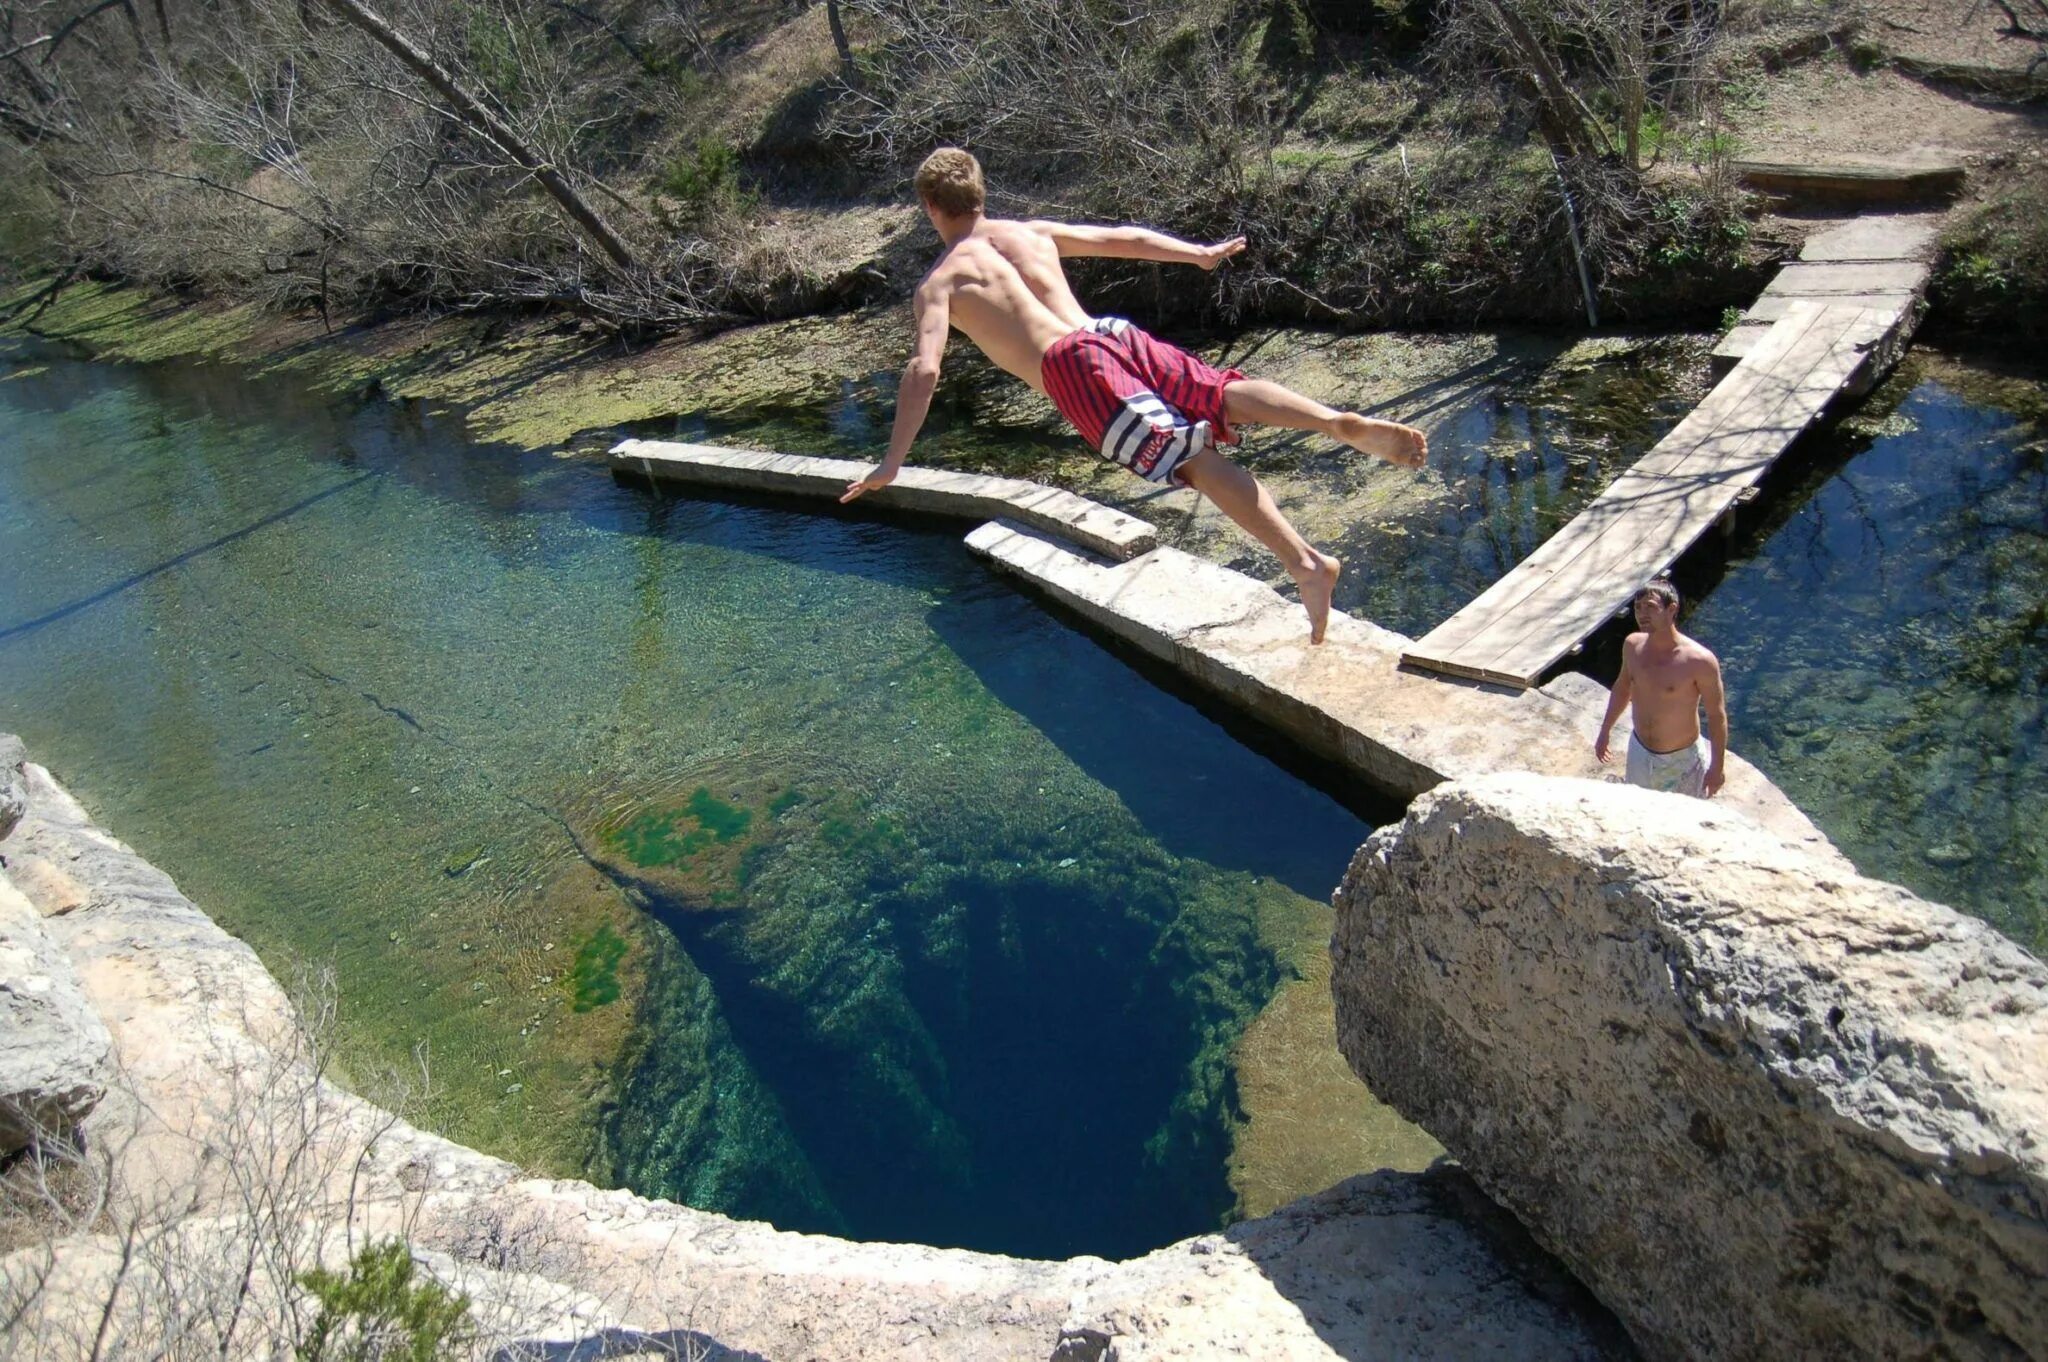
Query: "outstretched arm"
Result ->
[[842, 283, 950, 503], [1029, 220, 1245, 271], [1699, 653, 1729, 796]]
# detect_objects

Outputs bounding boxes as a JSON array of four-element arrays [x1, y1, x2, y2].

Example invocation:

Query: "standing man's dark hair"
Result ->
[[1635, 576, 1681, 611]]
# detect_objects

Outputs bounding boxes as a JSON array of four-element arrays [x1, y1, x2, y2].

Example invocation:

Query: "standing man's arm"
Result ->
[[843, 281, 951, 503], [1699, 652, 1730, 796], [1595, 647, 1634, 765], [1030, 221, 1246, 271]]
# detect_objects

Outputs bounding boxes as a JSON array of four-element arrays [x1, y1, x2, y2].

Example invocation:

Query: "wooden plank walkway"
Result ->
[[1712, 213, 1940, 370], [1400, 299, 1903, 689]]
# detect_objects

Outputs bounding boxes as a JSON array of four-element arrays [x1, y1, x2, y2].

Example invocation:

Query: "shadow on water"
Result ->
[[924, 585, 1402, 890], [0, 474, 374, 643]]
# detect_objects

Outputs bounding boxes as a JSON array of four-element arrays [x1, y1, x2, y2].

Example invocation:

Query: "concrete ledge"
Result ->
[[964, 520, 1841, 862], [1895, 55, 2048, 103], [610, 438, 1158, 561]]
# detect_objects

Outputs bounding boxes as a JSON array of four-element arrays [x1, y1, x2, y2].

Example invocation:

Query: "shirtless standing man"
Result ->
[[841, 147, 1428, 644], [1595, 577, 1729, 797]]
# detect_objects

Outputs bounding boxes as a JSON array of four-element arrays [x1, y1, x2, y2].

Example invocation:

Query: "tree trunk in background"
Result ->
[[316, 0, 640, 274], [1469, 0, 1606, 160], [824, 0, 852, 70]]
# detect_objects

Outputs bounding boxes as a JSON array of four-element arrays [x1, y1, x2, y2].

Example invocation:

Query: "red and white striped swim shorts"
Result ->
[[1039, 317, 1245, 486]]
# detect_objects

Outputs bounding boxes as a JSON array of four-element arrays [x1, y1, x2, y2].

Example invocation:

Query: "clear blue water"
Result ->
[[649, 333, 2046, 952], [0, 347, 1385, 1259]]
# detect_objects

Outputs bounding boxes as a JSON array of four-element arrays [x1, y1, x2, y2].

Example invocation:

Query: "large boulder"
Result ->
[[1332, 774, 2048, 1360], [0, 871, 112, 1151]]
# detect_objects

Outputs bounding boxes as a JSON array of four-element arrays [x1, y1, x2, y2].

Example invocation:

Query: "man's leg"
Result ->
[[1222, 379, 1427, 468], [1176, 448, 1343, 645]]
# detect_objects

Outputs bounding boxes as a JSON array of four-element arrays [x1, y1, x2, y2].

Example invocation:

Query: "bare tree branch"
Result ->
[[315, 0, 639, 273]]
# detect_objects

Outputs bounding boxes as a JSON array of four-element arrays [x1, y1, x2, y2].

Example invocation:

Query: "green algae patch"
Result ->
[[591, 780, 800, 909], [569, 923, 630, 1011]]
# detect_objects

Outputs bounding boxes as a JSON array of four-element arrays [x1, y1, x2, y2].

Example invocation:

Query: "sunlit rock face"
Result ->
[[1332, 773, 2048, 1361], [0, 874, 111, 1153]]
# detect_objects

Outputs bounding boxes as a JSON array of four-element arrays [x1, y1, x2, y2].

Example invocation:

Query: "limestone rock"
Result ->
[[0, 732, 25, 841], [1332, 774, 2048, 1360], [0, 871, 112, 1151]]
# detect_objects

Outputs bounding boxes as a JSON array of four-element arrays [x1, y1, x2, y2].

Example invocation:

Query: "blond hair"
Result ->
[[915, 147, 985, 218]]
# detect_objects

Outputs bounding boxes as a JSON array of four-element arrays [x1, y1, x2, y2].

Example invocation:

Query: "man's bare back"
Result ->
[[915, 222, 1086, 391]]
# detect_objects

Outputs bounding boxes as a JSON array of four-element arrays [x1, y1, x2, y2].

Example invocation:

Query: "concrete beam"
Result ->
[[1733, 160, 1965, 207], [610, 439, 1157, 561]]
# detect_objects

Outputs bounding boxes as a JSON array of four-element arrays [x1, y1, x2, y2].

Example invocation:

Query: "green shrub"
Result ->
[[657, 139, 755, 223], [1933, 170, 2048, 349], [298, 1240, 471, 1362]]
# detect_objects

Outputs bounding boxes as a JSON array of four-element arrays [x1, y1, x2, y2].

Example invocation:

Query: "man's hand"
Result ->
[[1200, 237, 1247, 271], [841, 467, 896, 503], [1595, 730, 1614, 765], [1704, 761, 1725, 797]]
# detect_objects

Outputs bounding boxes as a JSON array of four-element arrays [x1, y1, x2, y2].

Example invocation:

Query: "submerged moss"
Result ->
[[569, 924, 630, 1011]]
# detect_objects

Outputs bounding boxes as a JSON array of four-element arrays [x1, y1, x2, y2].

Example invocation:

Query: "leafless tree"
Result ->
[[1442, 0, 1723, 170], [316, 0, 639, 272]]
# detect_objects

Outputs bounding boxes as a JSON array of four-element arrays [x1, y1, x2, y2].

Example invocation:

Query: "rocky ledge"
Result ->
[[1334, 774, 2047, 1360], [0, 746, 1625, 1360]]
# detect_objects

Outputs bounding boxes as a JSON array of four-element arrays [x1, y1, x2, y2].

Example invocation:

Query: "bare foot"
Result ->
[[1332, 413, 1428, 469], [1291, 552, 1342, 645]]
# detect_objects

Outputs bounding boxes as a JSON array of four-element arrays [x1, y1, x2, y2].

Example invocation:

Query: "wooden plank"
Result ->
[[1404, 303, 1889, 685], [1404, 304, 1837, 665], [1759, 261, 1931, 297], [1741, 292, 1915, 323], [1452, 308, 1877, 682], [1710, 321, 1777, 368], [1472, 309, 1874, 668]]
